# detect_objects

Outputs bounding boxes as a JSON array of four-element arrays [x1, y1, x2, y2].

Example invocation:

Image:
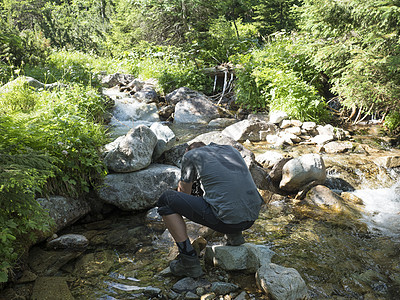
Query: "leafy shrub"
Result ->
[[384, 111, 400, 134], [0, 77, 109, 281], [233, 33, 330, 122], [0, 116, 58, 282]]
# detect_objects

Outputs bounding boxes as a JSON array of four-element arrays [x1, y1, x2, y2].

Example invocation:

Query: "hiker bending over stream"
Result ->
[[157, 142, 263, 277]]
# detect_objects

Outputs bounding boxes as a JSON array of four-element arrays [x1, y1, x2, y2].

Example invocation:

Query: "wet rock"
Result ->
[[73, 250, 114, 277], [204, 244, 274, 273], [36, 196, 90, 233], [150, 122, 176, 159], [255, 263, 308, 300], [186, 291, 200, 299], [31, 277, 74, 300], [158, 104, 175, 121], [208, 118, 237, 127], [205, 245, 248, 271], [222, 120, 277, 142], [172, 277, 211, 293], [98, 164, 180, 211], [373, 155, 400, 168], [324, 176, 355, 192], [200, 293, 216, 300], [269, 111, 288, 125], [322, 141, 354, 153], [120, 78, 145, 92], [133, 86, 158, 103], [256, 151, 285, 168], [211, 282, 239, 295], [166, 87, 203, 105], [46, 234, 89, 250], [16, 270, 37, 284], [104, 125, 158, 172], [280, 154, 326, 192], [174, 96, 220, 124], [28, 247, 83, 276], [304, 185, 360, 216]]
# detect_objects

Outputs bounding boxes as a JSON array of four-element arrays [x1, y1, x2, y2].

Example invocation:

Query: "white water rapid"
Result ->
[[353, 182, 400, 240]]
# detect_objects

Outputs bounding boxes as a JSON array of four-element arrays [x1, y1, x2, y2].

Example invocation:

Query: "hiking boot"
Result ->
[[225, 232, 245, 246], [170, 253, 204, 278]]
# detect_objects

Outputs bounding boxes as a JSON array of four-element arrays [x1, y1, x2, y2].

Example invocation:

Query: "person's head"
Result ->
[[186, 141, 206, 152]]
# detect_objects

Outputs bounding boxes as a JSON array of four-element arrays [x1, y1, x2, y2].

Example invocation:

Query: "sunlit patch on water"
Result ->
[[353, 182, 400, 239]]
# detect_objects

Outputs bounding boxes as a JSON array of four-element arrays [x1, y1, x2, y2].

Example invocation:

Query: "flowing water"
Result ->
[[22, 89, 400, 299]]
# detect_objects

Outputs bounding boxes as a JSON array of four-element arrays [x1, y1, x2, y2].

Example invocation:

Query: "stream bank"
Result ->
[[1, 76, 400, 299]]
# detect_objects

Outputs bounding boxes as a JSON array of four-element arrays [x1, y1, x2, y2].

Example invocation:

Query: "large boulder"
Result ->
[[280, 154, 326, 192], [222, 119, 277, 142], [150, 122, 176, 160], [167, 87, 220, 124], [104, 125, 158, 173], [174, 98, 220, 124], [97, 164, 180, 211], [36, 196, 90, 233]]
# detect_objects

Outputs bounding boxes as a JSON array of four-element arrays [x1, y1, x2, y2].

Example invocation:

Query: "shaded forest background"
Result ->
[[1, 0, 400, 283]]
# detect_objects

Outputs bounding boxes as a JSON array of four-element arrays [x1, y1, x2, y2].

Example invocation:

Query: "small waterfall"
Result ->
[[353, 181, 400, 240]]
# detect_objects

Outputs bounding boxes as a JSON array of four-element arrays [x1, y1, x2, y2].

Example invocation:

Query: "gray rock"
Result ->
[[174, 97, 220, 124], [210, 282, 239, 295], [166, 87, 203, 105], [204, 243, 274, 273], [269, 111, 288, 124], [98, 164, 180, 211], [150, 122, 176, 160], [248, 113, 269, 122], [285, 126, 302, 136], [222, 120, 277, 142], [208, 118, 237, 127], [133, 86, 158, 103], [256, 151, 285, 169], [301, 121, 317, 132], [310, 134, 334, 145], [280, 154, 326, 192], [36, 196, 90, 233], [256, 263, 308, 300], [101, 73, 135, 88], [322, 141, 353, 154], [104, 125, 158, 172], [46, 234, 89, 249], [172, 277, 210, 293], [205, 245, 249, 271]]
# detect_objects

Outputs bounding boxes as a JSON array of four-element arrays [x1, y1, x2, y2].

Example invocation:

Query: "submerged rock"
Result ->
[[256, 263, 308, 300], [31, 277, 74, 300]]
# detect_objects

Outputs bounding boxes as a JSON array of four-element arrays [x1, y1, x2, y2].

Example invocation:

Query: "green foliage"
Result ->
[[297, 0, 400, 125], [0, 115, 58, 282], [233, 33, 330, 122], [0, 78, 38, 113], [0, 76, 109, 281], [384, 111, 400, 134]]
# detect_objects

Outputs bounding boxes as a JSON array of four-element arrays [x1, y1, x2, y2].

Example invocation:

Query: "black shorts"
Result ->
[[157, 190, 254, 234]]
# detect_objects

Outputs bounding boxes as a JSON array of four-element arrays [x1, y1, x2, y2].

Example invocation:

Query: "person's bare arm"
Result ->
[[178, 181, 193, 194]]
